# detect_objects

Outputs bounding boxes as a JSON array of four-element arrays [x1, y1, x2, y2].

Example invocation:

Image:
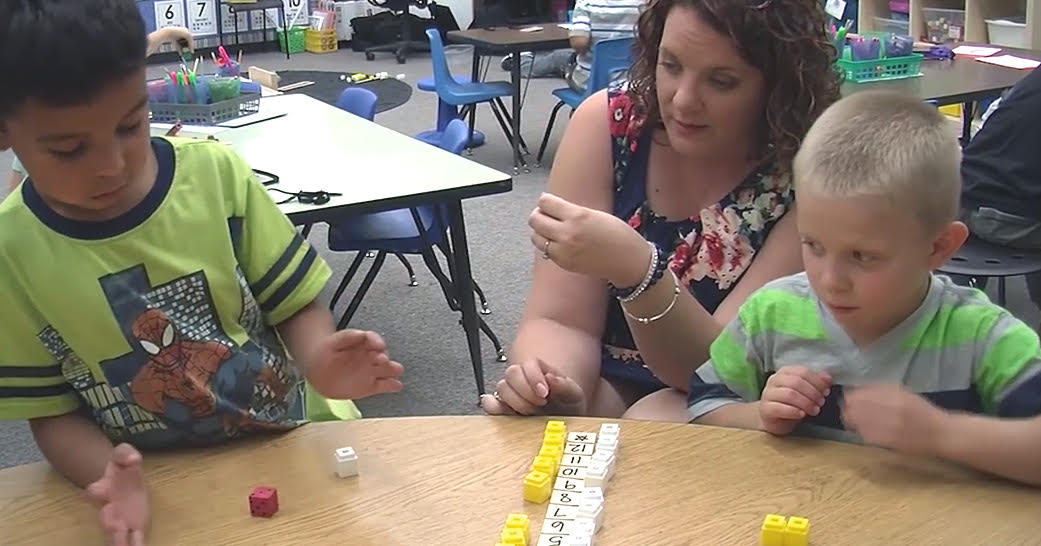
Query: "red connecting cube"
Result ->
[[248, 486, 278, 518]]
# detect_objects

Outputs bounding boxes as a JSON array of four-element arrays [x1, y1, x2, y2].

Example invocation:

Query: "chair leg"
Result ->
[[487, 100, 518, 153], [478, 316, 507, 362], [328, 251, 368, 311], [436, 242, 490, 314], [493, 97, 531, 155], [472, 280, 491, 315], [537, 100, 567, 167], [393, 253, 419, 287], [467, 100, 478, 155], [337, 251, 388, 330]]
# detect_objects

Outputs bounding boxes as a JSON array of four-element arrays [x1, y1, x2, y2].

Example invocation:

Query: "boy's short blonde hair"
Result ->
[[793, 90, 962, 232]]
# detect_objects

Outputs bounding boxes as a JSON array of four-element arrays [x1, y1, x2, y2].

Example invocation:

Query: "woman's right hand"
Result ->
[[481, 358, 586, 416]]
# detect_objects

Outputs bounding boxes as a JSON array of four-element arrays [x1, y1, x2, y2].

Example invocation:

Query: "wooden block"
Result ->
[[567, 432, 596, 444], [546, 503, 578, 520], [536, 535, 569, 546], [761, 514, 787, 546], [550, 490, 582, 506], [247, 66, 280, 90], [553, 477, 585, 492], [784, 516, 810, 546], [561, 454, 590, 467], [557, 466, 586, 479], [564, 442, 594, 455]]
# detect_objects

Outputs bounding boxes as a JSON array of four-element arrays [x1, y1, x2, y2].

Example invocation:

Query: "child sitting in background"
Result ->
[[0, 1, 403, 543], [687, 90, 1041, 487]]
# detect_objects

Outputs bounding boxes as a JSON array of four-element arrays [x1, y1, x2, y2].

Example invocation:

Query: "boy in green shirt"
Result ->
[[0, 1, 404, 543], [688, 90, 1041, 487]]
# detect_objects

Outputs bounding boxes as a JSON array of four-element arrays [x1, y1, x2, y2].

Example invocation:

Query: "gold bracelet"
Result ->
[[622, 271, 681, 324]]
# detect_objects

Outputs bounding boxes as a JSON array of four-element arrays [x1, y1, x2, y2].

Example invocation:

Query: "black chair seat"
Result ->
[[939, 236, 1041, 278]]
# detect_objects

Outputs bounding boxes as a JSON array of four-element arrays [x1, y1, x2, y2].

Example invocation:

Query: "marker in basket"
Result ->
[[237, 49, 243, 66], [218, 45, 232, 66], [168, 71, 179, 104]]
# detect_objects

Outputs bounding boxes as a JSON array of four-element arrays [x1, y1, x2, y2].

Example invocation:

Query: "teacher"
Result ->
[[481, 0, 840, 421]]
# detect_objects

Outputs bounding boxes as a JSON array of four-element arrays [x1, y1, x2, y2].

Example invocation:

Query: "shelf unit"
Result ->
[[859, 0, 1041, 48]]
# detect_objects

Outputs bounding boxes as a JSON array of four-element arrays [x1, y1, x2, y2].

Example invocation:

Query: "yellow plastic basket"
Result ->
[[305, 29, 338, 54]]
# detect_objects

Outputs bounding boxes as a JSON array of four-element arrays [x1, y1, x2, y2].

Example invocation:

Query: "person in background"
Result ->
[[958, 67, 1041, 322], [6, 26, 195, 191], [503, 0, 644, 92]]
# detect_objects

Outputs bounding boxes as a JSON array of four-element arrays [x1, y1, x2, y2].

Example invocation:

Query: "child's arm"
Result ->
[[937, 413, 1041, 486], [275, 301, 404, 400], [29, 413, 115, 487]]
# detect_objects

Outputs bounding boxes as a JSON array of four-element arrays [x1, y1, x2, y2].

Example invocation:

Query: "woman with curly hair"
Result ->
[[481, 0, 841, 421]]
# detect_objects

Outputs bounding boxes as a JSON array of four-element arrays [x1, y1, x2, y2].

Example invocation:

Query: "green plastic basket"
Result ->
[[278, 26, 306, 54], [838, 53, 923, 83]]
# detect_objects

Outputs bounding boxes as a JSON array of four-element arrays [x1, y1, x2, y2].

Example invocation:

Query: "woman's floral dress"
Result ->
[[599, 84, 793, 398]]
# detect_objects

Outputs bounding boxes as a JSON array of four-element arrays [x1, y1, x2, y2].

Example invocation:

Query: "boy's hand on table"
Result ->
[[304, 330, 404, 400], [842, 384, 947, 456], [86, 444, 149, 546], [759, 365, 832, 435], [481, 358, 586, 416]]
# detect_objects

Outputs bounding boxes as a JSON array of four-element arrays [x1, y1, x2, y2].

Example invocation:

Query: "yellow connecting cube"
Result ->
[[545, 420, 566, 436], [500, 527, 527, 545], [542, 432, 565, 450], [505, 513, 530, 535], [760, 514, 787, 546], [784, 516, 810, 546], [538, 444, 562, 464], [530, 455, 556, 475], [523, 470, 552, 503]]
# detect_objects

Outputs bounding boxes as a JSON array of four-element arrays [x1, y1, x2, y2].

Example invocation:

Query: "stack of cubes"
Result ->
[[524, 420, 567, 504], [496, 513, 531, 546], [760, 514, 810, 546]]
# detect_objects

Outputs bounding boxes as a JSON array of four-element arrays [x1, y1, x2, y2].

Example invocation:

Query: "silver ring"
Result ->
[[493, 390, 502, 401], [542, 240, 551, 260]]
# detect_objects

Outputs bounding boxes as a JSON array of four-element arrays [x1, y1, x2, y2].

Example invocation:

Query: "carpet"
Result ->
[[276, 70, 413, 114]]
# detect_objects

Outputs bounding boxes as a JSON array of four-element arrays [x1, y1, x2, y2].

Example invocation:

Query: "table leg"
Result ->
[[446, 200, 486, 396], [300, 223, 313, 239], [961, 101, 974, 145], [510, 51, 525, 174]]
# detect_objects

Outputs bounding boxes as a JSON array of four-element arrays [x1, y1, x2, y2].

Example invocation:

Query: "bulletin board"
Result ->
[[137, 0, 310, 47]]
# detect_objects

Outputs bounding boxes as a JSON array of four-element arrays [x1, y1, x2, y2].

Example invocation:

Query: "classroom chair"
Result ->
[[363, 0, 430, 64], [536, 37, 634, 167], [325, 118, 507, 369], [426, 28, 525, 160], [336, 87, 379, 122], [939, 235, 1041, 306], [415, 75, 486, 149]]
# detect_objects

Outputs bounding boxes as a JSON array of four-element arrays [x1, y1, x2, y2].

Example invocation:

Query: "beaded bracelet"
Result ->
[[622, 270, 681, 324], [609, 242, 668, 303]]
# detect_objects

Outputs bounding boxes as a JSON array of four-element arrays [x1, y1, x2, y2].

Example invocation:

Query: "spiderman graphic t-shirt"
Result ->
[[0, 137, 332, 448]]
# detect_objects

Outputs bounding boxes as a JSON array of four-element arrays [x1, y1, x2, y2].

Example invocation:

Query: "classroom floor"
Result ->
[[0, 46, 1037, 469]]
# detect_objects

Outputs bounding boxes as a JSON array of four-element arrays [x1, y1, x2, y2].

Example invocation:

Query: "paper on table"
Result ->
[[952, 45, 1001, 57], [976, 55, 1041, 69]]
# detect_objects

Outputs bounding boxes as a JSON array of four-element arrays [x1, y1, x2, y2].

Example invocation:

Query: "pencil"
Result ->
[[237, 50, 242, 65], [193, 57, 200, 75]]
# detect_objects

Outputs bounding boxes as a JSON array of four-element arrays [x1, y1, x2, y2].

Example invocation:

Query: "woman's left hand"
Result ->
[[529, 193, 651, 287]]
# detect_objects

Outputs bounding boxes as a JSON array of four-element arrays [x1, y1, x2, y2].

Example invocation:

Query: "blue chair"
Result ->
[[536, 37, 635, 166], [325, 118, 506, 364], [415, 75, 486, 149], [426, 28, 529, 168], [335, 87, 379, 121]]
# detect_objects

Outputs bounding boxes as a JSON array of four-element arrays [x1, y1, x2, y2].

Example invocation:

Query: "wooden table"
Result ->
[[2, 417, 1038, 545], [448, 25, 572, 174]]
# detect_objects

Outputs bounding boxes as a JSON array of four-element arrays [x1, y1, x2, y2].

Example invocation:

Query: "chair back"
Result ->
[[335, 87, 379, 121], [426, 28, 467, 97], [585, 37, 635, 98], [440, 118, 471, 155]]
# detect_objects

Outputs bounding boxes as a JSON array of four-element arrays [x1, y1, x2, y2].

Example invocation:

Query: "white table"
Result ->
[[161, 94, 513, 394]]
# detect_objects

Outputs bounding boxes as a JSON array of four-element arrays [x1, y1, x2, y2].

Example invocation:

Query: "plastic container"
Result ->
[[278, 25, 306, 54], [208, 77, 242, 102], [874, 16, 910, 36], [305, 29, 338, 53], [922, 7, 966, 43], [837, 51, 924, 82], [149, 93, 261, 125], [986, 16, 1027, 48]]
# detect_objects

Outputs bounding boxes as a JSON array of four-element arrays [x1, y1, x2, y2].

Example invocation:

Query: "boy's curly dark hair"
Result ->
[[628, 0, 842, 176]]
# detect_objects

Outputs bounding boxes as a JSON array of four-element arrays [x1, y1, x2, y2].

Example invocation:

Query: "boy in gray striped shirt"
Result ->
[[688, 90, 1041, 487]]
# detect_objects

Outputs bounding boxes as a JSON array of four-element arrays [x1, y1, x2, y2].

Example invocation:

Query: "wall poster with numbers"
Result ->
[[136, 0, 308, 42], [187, 0, 217, 35], [154, 0, 186, 30]]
